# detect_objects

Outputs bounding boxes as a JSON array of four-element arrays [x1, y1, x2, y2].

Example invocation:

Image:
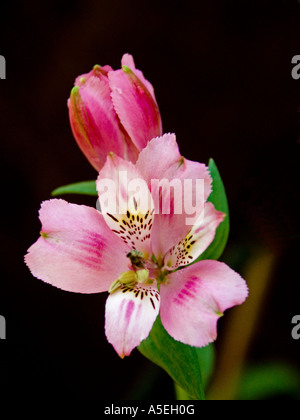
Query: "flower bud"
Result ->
[[68, 54, 162, 171]]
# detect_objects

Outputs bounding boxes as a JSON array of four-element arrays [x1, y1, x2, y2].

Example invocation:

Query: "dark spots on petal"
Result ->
[[107, 213, 119, 223], [150, 297, 155, 310]]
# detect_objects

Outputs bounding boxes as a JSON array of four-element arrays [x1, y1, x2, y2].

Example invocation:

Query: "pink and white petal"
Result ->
[[136, 134, 212, 258], [105, 283, 160, 358], [160, 261, 248, 348], [108, 66, 162, 152], [25, 199, 129, 294], [164, 202, 225, 270], [96, 154, 155, 257], [136, 133, 212, 200]]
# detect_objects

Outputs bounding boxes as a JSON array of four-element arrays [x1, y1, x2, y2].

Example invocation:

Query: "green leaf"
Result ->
[[195, 158, 230, 262], [236, 363, 300, 400], [51, 180, 97, 197], [138, 315, 214, 400]]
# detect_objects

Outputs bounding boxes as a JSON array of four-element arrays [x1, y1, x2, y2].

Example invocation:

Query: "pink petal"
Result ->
[[121, 53, 156, 101], [160, 261, 248, 348], [108, 64, 162, 152], [136, 134, 212, 259], [105, 282, 160, 358], [164, 202, 225, 270], [74, 64, 113, 84], [68, 66, 138, 171], [96, 154, 155, 257], [121, 53, 136, 70], [25, 199, 129, 293]]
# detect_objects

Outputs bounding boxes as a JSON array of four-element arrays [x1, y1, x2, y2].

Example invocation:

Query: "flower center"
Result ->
[[108, 243, 172, 294], [126, 249, 145, 269], [108, 268, 150, 294]]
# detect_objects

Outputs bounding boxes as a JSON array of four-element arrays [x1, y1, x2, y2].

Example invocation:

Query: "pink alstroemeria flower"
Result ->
[[25, 134, 248, 358], [68, 53, 162, 171]]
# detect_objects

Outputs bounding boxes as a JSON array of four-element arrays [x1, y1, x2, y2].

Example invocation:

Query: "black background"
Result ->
[[0, 0, 299, 401]]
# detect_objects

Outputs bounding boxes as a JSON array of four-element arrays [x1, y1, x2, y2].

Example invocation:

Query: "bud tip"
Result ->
[[122, 65, 132, 73], [71, 85, 80, 96]]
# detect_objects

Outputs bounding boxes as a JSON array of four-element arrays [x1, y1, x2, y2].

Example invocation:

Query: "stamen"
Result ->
[[108, 270, 136, 294], [127, 250, 145, 268], [108, 269, 150, 294], [136, 269, 149, 283]]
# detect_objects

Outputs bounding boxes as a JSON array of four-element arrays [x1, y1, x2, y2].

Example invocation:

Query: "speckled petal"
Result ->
[[105, 282, 160, 357]]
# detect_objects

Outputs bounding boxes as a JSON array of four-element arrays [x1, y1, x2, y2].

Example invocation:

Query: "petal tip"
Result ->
[[93, 64, 101, 71], [121, 53, 136, 70], [71, 85, 80, 95], [40, 231, 48, 239], [122, 65, 132, 74]]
